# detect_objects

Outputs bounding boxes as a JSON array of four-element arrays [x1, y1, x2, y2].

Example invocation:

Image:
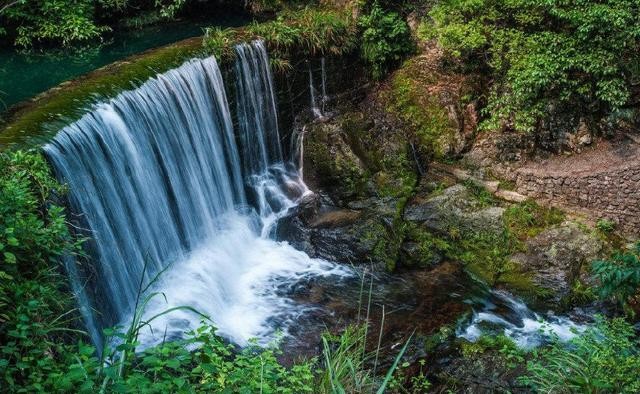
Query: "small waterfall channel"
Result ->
[[44, 40, 349, 349]]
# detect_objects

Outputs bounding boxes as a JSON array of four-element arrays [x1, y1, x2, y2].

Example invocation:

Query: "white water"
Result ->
[[308, 58, 328, 119], [458, 290, 585, 349], [44, 40, 350, 348]]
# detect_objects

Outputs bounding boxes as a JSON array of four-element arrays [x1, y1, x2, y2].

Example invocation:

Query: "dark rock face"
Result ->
[[276, 193, 399, 267], [510, 222, 603, 302]]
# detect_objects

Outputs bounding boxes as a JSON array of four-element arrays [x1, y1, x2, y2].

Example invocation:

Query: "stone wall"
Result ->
[[512, 165, 640, 235]]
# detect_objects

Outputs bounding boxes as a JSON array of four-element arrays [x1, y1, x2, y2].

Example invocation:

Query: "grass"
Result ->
[[503, 200, 565, 240]]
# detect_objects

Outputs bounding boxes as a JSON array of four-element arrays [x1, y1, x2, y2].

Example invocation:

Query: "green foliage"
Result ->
[[503, 200, 565, 240], [0, 0, 190, 48], [1, 0, 109, 48], [427, 0, 640, 132], [522, 317, 640, 393], [246, 7, 358, 57], [358, 2, 414, 79], [3, 322, 316, 393], [203, 7, 358, 72], [592, 243, 640, 315], [460, 334, 525, 369], [596, 218, 616, 234], [202, 26, 239, 63], [0, 150, 84, 391], [319, 323, 416, 393]]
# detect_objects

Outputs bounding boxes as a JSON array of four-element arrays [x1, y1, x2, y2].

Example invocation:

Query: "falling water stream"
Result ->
[[44, 40, 349, 349]]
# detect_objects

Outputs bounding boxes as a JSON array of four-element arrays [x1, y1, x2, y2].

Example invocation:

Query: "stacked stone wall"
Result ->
[[513, 165, 640, 235]]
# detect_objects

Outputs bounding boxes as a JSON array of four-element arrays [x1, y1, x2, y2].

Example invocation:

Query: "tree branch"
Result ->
[[0, 0, 21, 15]]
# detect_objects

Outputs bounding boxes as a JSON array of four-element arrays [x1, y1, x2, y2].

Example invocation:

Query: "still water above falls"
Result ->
[[0, 15, 249, 111]]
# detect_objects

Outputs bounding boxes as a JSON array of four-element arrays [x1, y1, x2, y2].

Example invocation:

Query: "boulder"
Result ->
[[509, 222, 603, 302], [404, 184, 505, 236]]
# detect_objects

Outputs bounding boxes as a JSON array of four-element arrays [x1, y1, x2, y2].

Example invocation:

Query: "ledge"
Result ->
[[0, 36, 206, 150]]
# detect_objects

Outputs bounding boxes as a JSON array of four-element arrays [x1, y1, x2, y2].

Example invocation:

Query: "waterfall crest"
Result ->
[[45, 41, 348, 347]]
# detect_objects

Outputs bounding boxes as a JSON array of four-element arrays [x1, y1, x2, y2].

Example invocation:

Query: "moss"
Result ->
[[0, 37, 205, 150], [503, 200, 565, 240], [401, 222, 451, 269], [463, 179, 498, 208], [383, 57, 458, 159], [362, 221, 400, 271]]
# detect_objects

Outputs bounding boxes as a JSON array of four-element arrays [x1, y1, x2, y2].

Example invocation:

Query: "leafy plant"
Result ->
[[522, 317, 640, 393], [596, 218, 616, 234], [358, 1, 414, 79], [426, 0, 640, 132], [592, 243, 640, 315], [0, 0, 192, 48], [0, 150, 84, 391]]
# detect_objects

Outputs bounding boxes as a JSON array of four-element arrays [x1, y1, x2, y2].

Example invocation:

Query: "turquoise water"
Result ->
[[0, 15, 248, 111]]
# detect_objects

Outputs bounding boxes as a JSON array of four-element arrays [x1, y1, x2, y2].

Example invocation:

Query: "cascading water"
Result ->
[[458, 289, 585, 348], [44, 40, 349, 348]]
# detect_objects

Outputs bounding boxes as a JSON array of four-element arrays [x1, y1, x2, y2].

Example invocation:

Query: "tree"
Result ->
[[426, 0, 640, 133]]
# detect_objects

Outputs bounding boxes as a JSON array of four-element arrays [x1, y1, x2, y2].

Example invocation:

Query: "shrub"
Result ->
[[522, 317, 640, 393], [592, 243, 640, 316], [247, 7, 358, 57], [596, 218, 616, 234], [426, 0, 640, 132], [0, 150, 83, 391], [0, 0, 191, 48], [359, 2, 414, 79], [202, 8, 358, 66]]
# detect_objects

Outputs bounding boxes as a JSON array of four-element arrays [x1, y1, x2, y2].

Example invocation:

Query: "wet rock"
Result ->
[[276, 191, 402, 267], [303, 119, 370, 204], [510, 222, 603, 302]]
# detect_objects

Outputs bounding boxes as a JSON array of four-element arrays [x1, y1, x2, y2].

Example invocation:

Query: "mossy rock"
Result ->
[[380, 55, 479, 160]]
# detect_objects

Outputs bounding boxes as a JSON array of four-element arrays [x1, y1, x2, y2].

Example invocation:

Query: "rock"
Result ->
[[276, 191, 403, 268], [303, 119, 370, 203], [509, 222, 603, 303], [310, 209, 361, 228], [400, 241, 443, 267], [495, 189, 528, 203], [404, 184, 504, 236]]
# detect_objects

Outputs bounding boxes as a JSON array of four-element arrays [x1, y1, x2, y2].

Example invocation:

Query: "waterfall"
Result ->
[[44, 40, 348, 348], [308, 65, 323, 119], [308, 58, 329, 119], [234, 41, 282, 175], [320, 57, 327, 114]]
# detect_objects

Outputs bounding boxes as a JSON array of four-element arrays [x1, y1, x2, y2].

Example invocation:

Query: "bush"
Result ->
[[592, 243, 640, 316], [0, 150, 83, 391], [426, 0, 640, 132], [203, 7, 358, 68], [358, 2, 414, 79], [0, 0, 191, 48], [522, 317, 640, 393], [596, 218, 616, 234]]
